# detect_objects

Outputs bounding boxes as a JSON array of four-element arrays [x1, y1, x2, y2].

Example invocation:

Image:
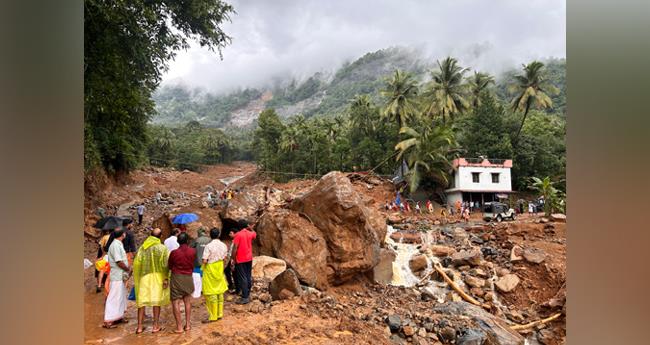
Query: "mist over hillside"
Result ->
[[152, 47, 565, 128]]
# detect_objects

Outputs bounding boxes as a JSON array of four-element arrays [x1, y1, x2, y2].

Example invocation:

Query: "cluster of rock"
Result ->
[[256, 172, 387, 289]]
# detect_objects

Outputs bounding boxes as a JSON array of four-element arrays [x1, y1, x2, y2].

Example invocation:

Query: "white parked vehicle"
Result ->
[[482, 202, 516, 222]]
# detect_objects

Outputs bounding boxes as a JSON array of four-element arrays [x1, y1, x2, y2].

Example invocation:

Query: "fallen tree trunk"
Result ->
[[511, 312, 563, 331], [433, 263, 485, 308]]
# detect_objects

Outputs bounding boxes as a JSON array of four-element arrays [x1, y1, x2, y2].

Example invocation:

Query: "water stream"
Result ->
[[385, 225, 421, 287], [219, 175, 244, 186], [385, 224, 500, 306]]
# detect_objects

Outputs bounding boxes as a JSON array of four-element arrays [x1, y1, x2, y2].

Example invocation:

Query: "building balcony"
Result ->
[[452, 157, 513, 169]]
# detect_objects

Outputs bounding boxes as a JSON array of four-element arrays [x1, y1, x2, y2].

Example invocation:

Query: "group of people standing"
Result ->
[[384, 192, 438, 215], [97, 217, 257, 334], [384, 192, 484, 223]]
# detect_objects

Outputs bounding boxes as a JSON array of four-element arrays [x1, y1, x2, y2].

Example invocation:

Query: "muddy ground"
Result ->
[[84, 162, 566, 345]]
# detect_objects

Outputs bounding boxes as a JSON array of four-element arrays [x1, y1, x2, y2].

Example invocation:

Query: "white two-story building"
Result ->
[[445, 157, 513, 207]]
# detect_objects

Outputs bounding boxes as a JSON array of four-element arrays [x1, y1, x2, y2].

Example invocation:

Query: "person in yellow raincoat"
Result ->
[[133, 228, 170, 334], [201, 228, 229, 323]]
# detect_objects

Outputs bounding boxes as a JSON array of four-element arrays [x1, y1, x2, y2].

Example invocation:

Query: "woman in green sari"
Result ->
[[201, 228, 229, 322]]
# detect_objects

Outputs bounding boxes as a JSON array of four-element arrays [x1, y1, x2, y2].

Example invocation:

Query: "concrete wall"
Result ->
[[446, 191, 462, 207], [456, 166, 512, 191]]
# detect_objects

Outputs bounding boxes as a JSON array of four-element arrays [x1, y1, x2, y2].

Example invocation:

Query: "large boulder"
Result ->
[[289, 171, 386, 284], [372, 248, 396, 285], [256, 209, 329, 290], [252, 255, 287, 281], [173, 206, 223, 238], [269, 268, 302, 300], [432, 302, 525, 345]]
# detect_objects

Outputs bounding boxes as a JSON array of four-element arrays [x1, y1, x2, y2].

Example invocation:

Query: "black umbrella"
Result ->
[[93, 216, 124, 230]]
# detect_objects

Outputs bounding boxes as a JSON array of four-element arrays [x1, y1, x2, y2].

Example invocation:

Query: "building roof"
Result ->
[[445, 189, 515, 193], [452, 158, 512, 169]]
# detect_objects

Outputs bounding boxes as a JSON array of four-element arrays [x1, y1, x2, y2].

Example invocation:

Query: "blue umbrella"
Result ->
[[172, 213, 199, 224]]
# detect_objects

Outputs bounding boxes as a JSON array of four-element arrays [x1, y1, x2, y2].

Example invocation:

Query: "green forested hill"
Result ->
[[152, 47, 433, 126], [152, 47, 565, 127]]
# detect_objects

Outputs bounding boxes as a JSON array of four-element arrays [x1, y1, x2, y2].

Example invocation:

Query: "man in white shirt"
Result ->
[[103, 229, 131, 328], [165, 228, 180, 252]]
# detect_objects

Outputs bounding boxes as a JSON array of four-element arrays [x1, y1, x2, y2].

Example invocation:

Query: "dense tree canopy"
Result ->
[[249, 57, 566, 198], [84, 0, 234, 174]]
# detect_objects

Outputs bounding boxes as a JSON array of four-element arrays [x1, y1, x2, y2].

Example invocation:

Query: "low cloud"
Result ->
[[163, 0, 565, 93]]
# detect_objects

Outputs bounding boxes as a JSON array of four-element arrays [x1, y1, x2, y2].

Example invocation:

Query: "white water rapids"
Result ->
[[384, 224, 535, 344], [384, 224, 497, 305]]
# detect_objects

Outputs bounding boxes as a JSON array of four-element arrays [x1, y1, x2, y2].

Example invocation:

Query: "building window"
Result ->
[[472, 172, 480, 183], [491, 173, 500, 183]]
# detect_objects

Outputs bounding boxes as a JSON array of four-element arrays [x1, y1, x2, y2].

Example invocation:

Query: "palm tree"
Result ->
[[424, 57, 470, 122], [510, 61, 559, 141], [380, 70, 419, 129], [155, 128, 175, 152], [279, 125, 300, 173], [468, 72, 495, 108], [394, 124, 459, 192], [349, 94, 376, 135], [529, 176, 562, 217]]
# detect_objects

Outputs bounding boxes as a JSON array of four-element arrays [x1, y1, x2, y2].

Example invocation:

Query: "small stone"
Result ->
[[464, 275, 486, 288], [496, 274, 520, 293], [451, 249, 483, 267], [389, 334, 405, 344], [278, 289, 295, 300], [510, 245, 523, 261], [457, 329, 486, 345], [537, 329, 555, 345], [550, 213, 566, 222], [438, 326, 456, 342], [386, 314, 402, 332], [470, 287, 485, 297], [484, 292, 495, 301], [523, 248, 546, 264], [248, 300, 264, 313], [403, 325, 415, 337], [417, 328, 427, 338], [472, 268, 489, 278], [429, 245, 456, 257], [258, 293, 272, 303], [409, 255, 429, 273]]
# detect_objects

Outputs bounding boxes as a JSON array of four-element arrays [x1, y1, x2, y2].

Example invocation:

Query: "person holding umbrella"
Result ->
[[172, 213, 199, 233], [93, 216, 124, 294]]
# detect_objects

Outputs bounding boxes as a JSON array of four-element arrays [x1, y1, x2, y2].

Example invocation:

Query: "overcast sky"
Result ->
[[163, 0, 565, 93]]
